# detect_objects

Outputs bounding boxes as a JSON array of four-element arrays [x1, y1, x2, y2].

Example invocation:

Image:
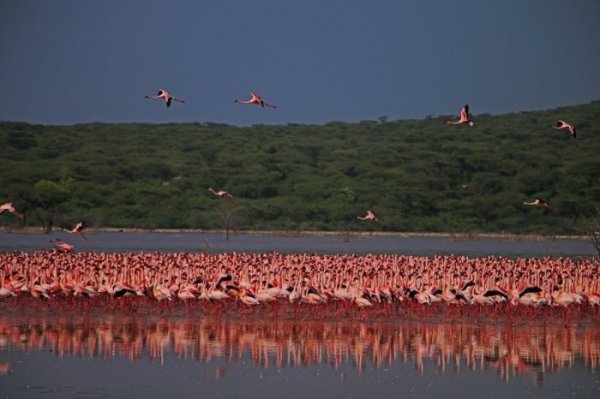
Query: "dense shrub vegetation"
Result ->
[[1, 101, 599, 234]]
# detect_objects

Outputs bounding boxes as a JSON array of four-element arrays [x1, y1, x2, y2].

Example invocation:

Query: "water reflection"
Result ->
[[0, 314, 598, 385]]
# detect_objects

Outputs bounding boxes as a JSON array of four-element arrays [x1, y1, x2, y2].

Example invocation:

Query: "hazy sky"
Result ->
[[1, 0, 599, 126]]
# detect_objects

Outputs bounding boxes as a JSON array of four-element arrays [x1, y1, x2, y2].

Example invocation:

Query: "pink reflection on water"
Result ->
[[0, 361, 11, 375], [0, 313, 598, 385]]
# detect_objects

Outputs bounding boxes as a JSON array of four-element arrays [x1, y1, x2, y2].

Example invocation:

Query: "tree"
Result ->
[[31, 180, 68, 232], [30, 167, 74, 233], [216, 201, 241, 240], [574, 206, 600, 259]]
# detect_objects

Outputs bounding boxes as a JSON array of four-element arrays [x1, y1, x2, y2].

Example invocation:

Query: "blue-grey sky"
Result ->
[[1, 0, 599, 126]]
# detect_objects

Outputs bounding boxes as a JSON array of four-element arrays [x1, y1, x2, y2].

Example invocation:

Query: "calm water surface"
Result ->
[[0, 309, 598, 399], [0, 231, 595, 257]]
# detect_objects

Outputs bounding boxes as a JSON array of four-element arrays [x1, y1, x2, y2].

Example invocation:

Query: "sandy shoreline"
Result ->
[[0, 226, 590, 241]]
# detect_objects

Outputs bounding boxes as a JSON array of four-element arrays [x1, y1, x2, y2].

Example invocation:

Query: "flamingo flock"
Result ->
[[0, 86, 588, 321], [0, 252, 598, 311]]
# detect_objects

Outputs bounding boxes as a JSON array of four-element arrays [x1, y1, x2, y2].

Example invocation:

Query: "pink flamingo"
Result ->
[[208, 188, 233, 199], [523, 198, 555, 212], [51, 239, 74, 253], [357, 210, 378, 221], [447, 104, 474, 126], [64, 222, 87, 240], [144, 89, 185, 108], [238, 287, 260, 305], [552, 120, 576, 138], [0, 202, 23, 219], [234, 92, 277, 109], [0, 271, 16, 298]]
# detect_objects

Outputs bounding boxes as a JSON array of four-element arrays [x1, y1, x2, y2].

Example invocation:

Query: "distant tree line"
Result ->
[[1, 101, 599, 235]]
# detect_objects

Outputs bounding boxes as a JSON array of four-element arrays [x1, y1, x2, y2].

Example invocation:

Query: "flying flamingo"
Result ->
[[447, 104, 474, 126], [144, 89, 185, 108], [552, 120, 576, 138], [523, 198, 555, 212], [208, 188, 233, 199], [234, 92, 277, 109], [0, 202, 23, 219], [357, 210, 378, 221], [51, 239, 74, 253], [64, 221, 87, 240]]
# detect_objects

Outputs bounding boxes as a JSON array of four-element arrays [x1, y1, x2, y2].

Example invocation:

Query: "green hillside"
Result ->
[[1, 101, 599, 234]]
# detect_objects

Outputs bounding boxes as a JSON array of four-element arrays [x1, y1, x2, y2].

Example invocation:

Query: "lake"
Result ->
[[0, 230, 595, 257], [0, 232, 598, 398], [0, 306, 598, 399]]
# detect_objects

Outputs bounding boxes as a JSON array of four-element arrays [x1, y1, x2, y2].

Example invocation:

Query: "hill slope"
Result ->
[[1, 101, 599, 234]]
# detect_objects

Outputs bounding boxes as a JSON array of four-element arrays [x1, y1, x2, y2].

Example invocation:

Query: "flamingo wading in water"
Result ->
[[144, 89, 185, 108]]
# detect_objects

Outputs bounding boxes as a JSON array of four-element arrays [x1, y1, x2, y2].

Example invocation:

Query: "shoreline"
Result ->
[[0, 226, 591, 241]]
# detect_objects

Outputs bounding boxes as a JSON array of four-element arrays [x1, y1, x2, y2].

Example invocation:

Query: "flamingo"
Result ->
[[523, 198, 555, 212], [65, 221, 87, 240], [144, 89, 185, 108], [207, 287, 230, 301], [301, 286, 326, 304], [354, 293, 373, 307], [426, 287, 443, 303], [177, 288, 196, 300], [0, 271, 16, 298], [234, 92, 277, 109], [112, 284, 137, 298], [238, 287, 260, 305], [483, 288, 509, 302], [447, 104, 474, 126], [30, 279, 50, 299], [51, 239, 74, 253], [552, 120, 576, 138], [208, 188, 233, 199], [288, 284, 302, 303], [552, 289, 578, 307], [507, 285, 543, 306], [0, 202, 23, 219], [472, 292, 496, 305], [357, 210, 378, 221], [214, 273, 233, 289], [151, 284, 173, 301]]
